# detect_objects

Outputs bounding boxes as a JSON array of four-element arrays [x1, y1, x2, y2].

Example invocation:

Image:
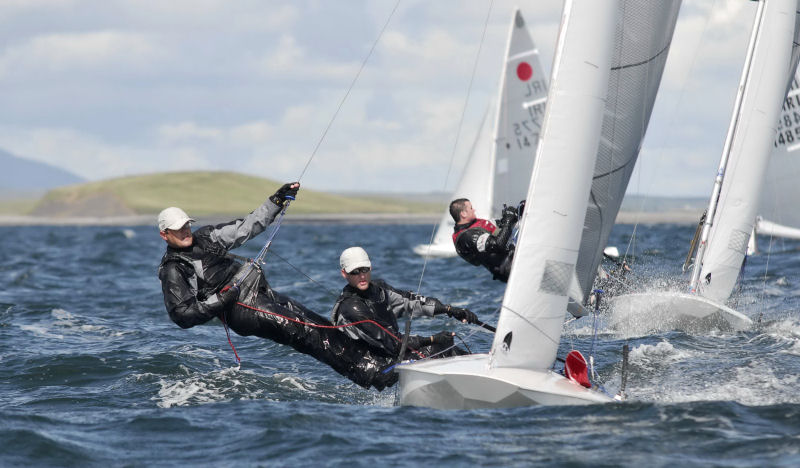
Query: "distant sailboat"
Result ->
[[611, 0, 800, 334], [750, 72, 800, 253], [413, 9, 547, 258], [396, 0, 682, 409]]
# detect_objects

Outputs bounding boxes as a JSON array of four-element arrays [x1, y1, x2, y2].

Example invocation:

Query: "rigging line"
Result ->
[[264, 250, 341, 299], [416, 0, 495, 293], [630, 1, 718, 236], [296, 0, 401, 181], [758, 233, 775, 323]]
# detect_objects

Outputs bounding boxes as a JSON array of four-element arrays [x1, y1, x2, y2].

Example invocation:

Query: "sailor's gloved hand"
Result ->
[[269, 182, 300, 207], [430, 331, 455, 347], [446, 306, 479, 324], [217, 284, 240, 307], [517, 199, 526, 217], [499, 204, 519, 226], [405, 335, 426, 349]]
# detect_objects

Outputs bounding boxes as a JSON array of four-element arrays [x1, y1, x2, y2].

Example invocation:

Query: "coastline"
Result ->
[[0, 210, 703, 227]]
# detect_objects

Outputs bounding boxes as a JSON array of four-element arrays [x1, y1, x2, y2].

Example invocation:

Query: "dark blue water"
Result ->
[[1, 222, 799, 467]]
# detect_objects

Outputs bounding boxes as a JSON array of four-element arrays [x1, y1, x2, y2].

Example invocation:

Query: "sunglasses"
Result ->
[[347, 267, 371, 275]]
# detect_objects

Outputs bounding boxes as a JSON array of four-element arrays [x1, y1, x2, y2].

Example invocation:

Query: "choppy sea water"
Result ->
[[1, 222, 799, 467]]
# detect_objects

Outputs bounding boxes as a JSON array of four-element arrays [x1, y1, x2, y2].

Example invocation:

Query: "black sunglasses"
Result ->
[[347, 267, 371, 275]]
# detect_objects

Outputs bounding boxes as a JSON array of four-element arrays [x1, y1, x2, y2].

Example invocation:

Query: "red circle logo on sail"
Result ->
[[516, 62, 533, 81]]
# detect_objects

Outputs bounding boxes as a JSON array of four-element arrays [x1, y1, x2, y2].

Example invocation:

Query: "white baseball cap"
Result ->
[[157, 207, 195, 231], [340, 246, 371, 272]]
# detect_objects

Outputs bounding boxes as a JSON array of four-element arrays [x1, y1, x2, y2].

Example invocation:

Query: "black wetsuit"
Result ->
[[158, 199, 397, 390], [330, 280, 466, 359], [453, 218, 516, 282]]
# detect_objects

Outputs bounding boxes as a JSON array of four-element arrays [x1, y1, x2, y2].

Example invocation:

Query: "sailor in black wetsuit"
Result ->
[[450, 198, 520, 282], [331, 247, 478, 360], [157, 183, 397, 391]]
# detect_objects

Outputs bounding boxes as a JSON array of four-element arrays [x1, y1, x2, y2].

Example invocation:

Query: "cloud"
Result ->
[[0, 0, 768, 197], [0, 30, 164, 77], [0, 126, 209, 179]]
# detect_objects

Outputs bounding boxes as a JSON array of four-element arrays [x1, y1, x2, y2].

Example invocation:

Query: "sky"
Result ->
[[0, 0, 760, 197]]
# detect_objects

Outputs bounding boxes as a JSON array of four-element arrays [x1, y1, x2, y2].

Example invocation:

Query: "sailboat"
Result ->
[[611, 0, 800, 334], [396, 0, 682, 409], [750, 71, 800, 254], [412, 9, 548, 258]]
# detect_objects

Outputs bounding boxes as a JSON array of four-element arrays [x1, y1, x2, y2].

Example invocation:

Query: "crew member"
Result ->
[[331, 246, 478, 360], [450, 198, 520, 282], [157, 183, 397, 391]]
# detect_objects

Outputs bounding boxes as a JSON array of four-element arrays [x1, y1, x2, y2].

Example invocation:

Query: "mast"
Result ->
[[690, 0, 797, 300], [689, 0, 766, 291], [489, 0, 618, 370]]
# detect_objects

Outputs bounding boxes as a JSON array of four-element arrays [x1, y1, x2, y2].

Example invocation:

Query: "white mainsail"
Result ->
[[396, 0, 621, 409], [692, 0, 798, 305], [412, 9, 547, 258]]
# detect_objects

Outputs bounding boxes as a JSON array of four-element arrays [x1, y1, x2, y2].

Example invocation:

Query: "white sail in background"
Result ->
[[693, 0, 798, 305], [572, 0, 683, 304], [412, 108, 493, 258], [757, 72, 800, 241], [396, 0, 620, 408], [412, 9, 547, 258], [491, 9, 549, 216]]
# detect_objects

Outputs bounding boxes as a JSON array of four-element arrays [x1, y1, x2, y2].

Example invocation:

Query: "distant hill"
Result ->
[[31, 171, 442, 217], [1, 148, 84, 193]]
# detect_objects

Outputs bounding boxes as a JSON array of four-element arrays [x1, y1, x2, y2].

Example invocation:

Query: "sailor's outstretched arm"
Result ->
[[205, 182, 299, 250]]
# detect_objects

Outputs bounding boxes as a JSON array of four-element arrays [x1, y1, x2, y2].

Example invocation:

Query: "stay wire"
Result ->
[[296, 0, 401, 181], [265, 249, 341, 299], [242, 2, 401, 283], [415, 0, 495, 294], [625, 1, 718, 267]]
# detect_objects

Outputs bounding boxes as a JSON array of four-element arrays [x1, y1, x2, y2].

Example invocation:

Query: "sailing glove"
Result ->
[[430, 331, 455, 347], [269, 182, 300, 207], [217, 284, 240, 307], [446, 306, 479, 324], [405, 335, 427, 349], [498, 204, 518, 228]]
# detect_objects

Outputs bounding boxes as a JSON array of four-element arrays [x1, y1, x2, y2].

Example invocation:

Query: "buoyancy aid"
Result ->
[[451, 218, 497, 243]]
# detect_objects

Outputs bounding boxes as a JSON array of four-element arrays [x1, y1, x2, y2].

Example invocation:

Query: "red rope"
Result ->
[[226, 301, 426, 362], [219, 315, 241, 365]]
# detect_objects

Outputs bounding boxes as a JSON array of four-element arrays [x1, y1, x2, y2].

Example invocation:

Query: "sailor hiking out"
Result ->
[[157, 183, 397, 390], [450, 198, 521, 282], [331, 247, 477, 360]]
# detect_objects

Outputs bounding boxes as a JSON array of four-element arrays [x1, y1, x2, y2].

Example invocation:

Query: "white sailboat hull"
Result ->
[[411, 242, 457, 258], [396, 354, 612, 409], [610, 292, 753, 335], [756, 217, 800, 240]]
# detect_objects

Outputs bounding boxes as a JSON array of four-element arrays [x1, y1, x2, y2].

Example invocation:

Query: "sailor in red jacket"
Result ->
[[450, 198, 520, 282]]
